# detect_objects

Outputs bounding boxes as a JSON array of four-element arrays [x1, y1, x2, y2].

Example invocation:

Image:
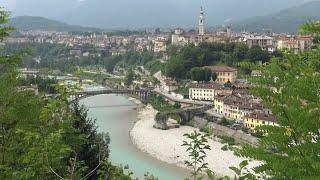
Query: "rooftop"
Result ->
[[245, 112, 277, 123], [206, 66, 237, 72], [189, 83, 222, 89]]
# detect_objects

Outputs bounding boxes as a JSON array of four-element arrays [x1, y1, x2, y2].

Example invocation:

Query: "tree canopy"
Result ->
[[164, 42, 271, 80], [236, 35, 320, 179], [0, 9, 133, 180]]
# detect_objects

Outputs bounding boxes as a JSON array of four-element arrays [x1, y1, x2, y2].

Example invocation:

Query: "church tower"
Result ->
[[199, 6, 205, 36]]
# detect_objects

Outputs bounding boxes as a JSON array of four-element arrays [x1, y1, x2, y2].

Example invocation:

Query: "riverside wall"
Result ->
[[194, 116, 259, 147]]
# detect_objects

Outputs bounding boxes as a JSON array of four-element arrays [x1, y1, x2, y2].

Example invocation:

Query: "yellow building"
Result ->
[[244, 112, 277, 133], [189, 83, 222, 101], [214, 94, 226, 114], [207, 66, 238, 84]]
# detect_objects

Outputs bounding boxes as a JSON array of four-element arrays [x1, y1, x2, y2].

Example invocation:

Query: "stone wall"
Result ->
[[194, 116, 259, 147]]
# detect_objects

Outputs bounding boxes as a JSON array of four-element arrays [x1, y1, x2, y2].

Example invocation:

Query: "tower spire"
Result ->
[[199, 6, 205, 36]]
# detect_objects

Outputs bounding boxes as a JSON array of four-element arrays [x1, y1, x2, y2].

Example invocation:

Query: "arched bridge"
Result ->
[[70, 89, 152, 104], [154, 105, 212, 130]]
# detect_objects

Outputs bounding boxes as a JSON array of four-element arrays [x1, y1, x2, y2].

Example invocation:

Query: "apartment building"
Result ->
[[240, 34, 275, 52], [153, 37, 168, 53], [189, 83, 222, 101], [276, 35, 313, 53], [214, 90, 266, 123]]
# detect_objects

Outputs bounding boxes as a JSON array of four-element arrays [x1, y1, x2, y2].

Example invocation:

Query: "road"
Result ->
[[153, 71, 212, 106]]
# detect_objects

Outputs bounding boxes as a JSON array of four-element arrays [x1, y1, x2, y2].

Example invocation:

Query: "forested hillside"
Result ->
[[10, 16, 101, 32], [232, 1, 320, 33]]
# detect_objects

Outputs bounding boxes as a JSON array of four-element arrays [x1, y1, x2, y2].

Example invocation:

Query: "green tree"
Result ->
[[104, 56, 120, 73], [182, 131, 212, 180], [301, 20, 320, 46], [165, 56, 187, 80], [229, 160, 256, 180], [173, 102, 181, 109], [224, 81, 233, 88], [211, 72, 218, 82], [236, 49, 320, 179], [125, 69, 135, 86], [190, 67, 203, 82], [248, 45, 270, 62], [190, 67, 212, 82], [144, 172, 159, 180], [0, 10, 134, 180], [71, 103, 111, 180], [203, 68, 212, 82], [234, 43, 248, 60]]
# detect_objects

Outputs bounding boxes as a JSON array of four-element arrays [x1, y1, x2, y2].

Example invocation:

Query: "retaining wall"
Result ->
[[194, 116, 259, 147]]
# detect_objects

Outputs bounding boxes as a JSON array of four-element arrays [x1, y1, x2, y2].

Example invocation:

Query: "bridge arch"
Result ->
[[154, 106, 212, 130]]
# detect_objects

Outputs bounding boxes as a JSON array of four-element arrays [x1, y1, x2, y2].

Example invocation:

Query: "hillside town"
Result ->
[[4, 7, 314, 135], [187, 65, 276, 134], [3, 7, 313, 59], [1, 1, 320, 179]]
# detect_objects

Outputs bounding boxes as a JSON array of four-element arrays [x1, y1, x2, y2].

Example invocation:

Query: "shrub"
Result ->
[[221, 145, 229, 151]]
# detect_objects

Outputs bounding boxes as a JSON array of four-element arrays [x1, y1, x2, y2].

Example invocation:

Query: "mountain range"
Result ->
[[6, 1, 320, 33], [3, 0, 319, 29], [231, 1, 320, 33], [9, 16, 101, 32]]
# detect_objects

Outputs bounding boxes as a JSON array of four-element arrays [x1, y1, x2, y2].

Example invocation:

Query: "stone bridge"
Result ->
[[70, 89, 152, 104], [154, 105, 212, 130]]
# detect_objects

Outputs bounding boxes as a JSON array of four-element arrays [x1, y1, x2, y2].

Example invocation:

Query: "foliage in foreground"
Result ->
[[182, 131, 213, 180], [236, 44, 320, 179], [0, 9, 134, 180]]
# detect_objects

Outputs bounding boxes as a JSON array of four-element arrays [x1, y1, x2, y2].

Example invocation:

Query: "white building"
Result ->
[[153, 37, 168, 53], [189, 83, 222, 101]]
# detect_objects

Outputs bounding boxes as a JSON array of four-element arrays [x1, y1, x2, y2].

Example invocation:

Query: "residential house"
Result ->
[[244, 112, 278, 133], [206, 66, 238, 84]]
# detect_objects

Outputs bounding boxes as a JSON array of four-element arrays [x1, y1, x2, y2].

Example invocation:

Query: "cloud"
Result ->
[[0, 0, 17, 11]]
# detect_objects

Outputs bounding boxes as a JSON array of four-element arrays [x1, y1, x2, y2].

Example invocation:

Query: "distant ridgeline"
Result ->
[[220, 1, 320, 33], [8, 16, 150, 37], [9, 16, 102, 33], [8, 1, 320, 34]]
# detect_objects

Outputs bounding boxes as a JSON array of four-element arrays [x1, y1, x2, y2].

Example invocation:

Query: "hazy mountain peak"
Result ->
[[3, 0, 320, 28]]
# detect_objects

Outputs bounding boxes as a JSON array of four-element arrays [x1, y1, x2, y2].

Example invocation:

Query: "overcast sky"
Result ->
[[0, 0, 318, 28]]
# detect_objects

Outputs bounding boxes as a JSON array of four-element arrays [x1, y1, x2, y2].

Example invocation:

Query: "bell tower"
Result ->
[[199, 6, 205, 36]]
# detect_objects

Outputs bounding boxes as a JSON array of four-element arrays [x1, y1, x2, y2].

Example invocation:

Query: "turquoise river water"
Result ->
[[80, 94, 189, 180]]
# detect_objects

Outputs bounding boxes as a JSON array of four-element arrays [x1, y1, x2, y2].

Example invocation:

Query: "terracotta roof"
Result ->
[[205, 66, 237, 72], [239, 102, 263, 110], [245, 112, 277, 123], [189, 83, 222, 89]]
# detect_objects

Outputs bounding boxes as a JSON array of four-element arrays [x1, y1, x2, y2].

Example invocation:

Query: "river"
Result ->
[[80, 94, 189, 180]]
